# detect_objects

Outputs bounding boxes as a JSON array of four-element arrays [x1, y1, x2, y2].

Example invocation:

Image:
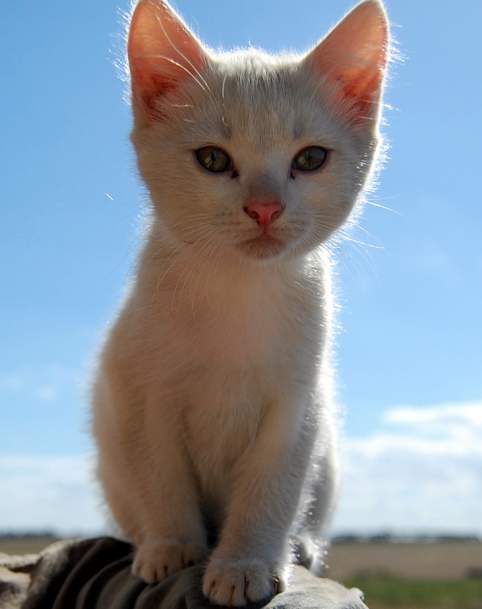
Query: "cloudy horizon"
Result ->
[[2, 399, 480, 537]]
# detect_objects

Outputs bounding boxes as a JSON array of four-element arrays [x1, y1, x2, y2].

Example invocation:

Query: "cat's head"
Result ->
[[128, 0, 389, 263]]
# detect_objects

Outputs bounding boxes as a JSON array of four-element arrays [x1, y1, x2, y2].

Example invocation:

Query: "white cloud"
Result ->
[[0, 455, 105, 534], [35, 384, 59, 402], [334, 400, 482, 534], [384, 402, 482, 427], [0, 365, 84, 404]]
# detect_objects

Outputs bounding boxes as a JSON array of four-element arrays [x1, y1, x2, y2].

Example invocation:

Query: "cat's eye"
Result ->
[[291, 146, 328, 173], [195, 146, 232, 173]]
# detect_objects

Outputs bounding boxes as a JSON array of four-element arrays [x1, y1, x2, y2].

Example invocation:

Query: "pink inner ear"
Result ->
[[305, 0, 389, 124], [130, 59, 178, 118], [128, 0, 207, 121], [340, 64, 386, 122]]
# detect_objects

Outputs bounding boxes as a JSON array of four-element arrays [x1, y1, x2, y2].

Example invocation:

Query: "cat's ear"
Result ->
[[303, 0, 389, 127], [128, 0, 208, 123]]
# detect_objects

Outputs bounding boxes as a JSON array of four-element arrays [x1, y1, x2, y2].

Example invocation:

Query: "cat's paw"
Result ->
[[132, 539, 207, 583], [203, 557, 282, 606]]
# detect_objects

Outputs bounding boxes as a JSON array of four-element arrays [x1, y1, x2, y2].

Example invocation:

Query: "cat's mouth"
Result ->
[[237, 233, 285, 259]]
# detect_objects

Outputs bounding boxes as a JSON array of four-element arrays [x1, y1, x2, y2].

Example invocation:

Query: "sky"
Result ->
[[1, 0, 481, 536]]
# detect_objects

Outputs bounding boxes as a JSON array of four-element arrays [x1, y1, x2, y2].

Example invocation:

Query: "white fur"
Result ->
[[92, 0, 389, 605]]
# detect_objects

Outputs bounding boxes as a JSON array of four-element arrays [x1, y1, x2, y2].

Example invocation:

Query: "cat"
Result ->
[[92, 0, 389, 605]]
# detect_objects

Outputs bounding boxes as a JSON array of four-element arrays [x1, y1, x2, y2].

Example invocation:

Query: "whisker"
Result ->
[[145, 53, 208, 93], [155, 14, 212, 94]]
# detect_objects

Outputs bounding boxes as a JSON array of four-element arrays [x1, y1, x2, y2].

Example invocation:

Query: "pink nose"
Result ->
[[243, 200, 284, 227]]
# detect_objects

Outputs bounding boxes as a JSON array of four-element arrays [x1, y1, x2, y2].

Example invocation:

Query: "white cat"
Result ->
[[92, 0, 389, 605]]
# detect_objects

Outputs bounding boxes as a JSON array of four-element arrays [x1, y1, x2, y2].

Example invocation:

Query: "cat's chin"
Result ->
[[236, 235, 286, 261]]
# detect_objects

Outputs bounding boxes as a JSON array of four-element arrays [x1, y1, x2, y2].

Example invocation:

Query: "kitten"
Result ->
[[92, 0, 389, 605]]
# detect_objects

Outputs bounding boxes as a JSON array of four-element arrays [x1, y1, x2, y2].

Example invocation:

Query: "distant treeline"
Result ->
[[0, 531, 58, 540], [0, 530, 480, 543], [331, 532, 481, 543]]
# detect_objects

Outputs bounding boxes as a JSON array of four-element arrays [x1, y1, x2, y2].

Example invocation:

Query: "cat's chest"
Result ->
[[163, 274, 295, 369], [194, 300, 283, 366], [156, 267, 321, 382], [177, 292, 291, 492], [156, 270, 321, 505], [183, 366, 268, 509]]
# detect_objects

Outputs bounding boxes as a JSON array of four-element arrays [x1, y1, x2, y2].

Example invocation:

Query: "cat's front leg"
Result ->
[[129, 411, 208, 583], [96, 385, 208, 583], [203, 404, 315, 606]]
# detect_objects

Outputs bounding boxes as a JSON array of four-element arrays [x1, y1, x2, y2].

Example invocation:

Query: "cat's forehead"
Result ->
[[221, 69, 298, 140], [195, 51, 334, 149]]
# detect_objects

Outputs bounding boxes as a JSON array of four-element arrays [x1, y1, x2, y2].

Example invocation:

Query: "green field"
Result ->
[[327, 540, 482, 608], [344, 575, 482, 609]]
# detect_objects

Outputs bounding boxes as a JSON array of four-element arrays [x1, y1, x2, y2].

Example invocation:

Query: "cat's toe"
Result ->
[[203, 558, 282, 606], [133, 539, 207, 583]]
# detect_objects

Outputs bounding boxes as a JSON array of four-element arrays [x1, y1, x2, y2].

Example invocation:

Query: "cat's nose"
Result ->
[[243, 199, 284, 227]]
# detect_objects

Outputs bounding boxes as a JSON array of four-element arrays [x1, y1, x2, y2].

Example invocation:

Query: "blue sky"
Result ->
[[1, 0, 481, 534]]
